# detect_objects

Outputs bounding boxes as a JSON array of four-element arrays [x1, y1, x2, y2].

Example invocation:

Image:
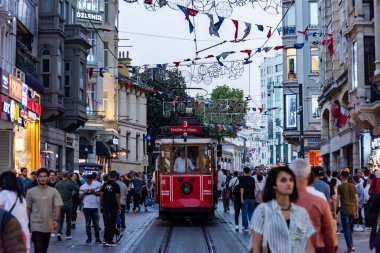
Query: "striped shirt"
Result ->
[[251, 199, 315, 253]]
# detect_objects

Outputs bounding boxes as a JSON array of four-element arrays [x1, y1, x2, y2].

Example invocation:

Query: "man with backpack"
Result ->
[[229, 171, 241, 231], [239, 167, 256, 232], [254, 174, 265, 205]]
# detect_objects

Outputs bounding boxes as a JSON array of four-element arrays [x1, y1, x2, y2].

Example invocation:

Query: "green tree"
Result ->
[[134, 68, 188, 171], [211, 84, 245, 101]]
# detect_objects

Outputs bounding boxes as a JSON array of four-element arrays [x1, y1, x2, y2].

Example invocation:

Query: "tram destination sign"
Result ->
[[168, 126, 203, 134]]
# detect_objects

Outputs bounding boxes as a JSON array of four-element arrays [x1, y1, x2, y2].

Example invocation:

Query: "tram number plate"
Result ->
[[208, 180, 212, 184], [161, 180, 165, 185], [161, 190, 170, 196]]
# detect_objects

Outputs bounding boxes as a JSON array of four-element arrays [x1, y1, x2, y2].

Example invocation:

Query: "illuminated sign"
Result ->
[[168, 126, 204, 134], [2, 100, 22, 124], [27, 98, 41, 116], [8, 74, 22, 102], [77, 11, 102, 21], [22, 83, 28, 107]]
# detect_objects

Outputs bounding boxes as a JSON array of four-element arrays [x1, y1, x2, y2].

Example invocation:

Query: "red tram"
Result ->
[[154, 122, 218, 220]]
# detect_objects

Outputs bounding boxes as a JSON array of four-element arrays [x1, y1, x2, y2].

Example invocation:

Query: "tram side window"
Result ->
[[161, 145, 172, 173], [201, 145, 212, 173], [187, 146, 199, 173]]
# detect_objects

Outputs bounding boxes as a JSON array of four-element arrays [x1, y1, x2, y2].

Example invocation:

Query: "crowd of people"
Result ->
[[0, 167, 153, 253], [218, 160, 380, 253]]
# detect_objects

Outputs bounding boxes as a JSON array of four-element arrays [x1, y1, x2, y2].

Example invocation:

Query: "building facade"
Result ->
[[76, 0, 121, 171], [0, 0, 43, 172], [281, 0, 322, 166], [320, 0, 379, 170], [38, 0, 90, 171], [112, 51, 148, 172], [259, 54, 294, 165]]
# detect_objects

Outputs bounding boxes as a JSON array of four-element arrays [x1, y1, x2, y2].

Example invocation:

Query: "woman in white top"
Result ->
[[0, 171, 30, 252], [250, 167, 315, 253]]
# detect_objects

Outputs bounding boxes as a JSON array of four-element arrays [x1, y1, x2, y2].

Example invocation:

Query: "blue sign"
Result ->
[[146, 134, 152, 142]]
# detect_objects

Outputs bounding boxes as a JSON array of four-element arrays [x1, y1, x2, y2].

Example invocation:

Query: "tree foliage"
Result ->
[[211, 85, 244, 101]]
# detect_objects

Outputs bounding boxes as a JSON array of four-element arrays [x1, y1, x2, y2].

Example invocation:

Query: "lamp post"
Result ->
[[273, 83, 304, 159]]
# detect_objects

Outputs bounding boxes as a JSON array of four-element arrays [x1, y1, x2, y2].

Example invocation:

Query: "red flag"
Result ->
[[258, 108, 263, 113], [172, 95, 180, 105], [144, 0, 153, 4], [297, 26, 309, 35], [274, 45, 285, 50], [88, 68, 94, 79], [322, 38, 332, 45], [186, 8, 199, 16], [328, 39, 334, 56], [197, 101, 204, 109], [240, 49, 252, 57], [337, 106, 349, 128], [217, 124, 224, 132], [267, 27, 272, 39], [205, 55, 214, 59], [232, 19, 239, 41], [331, 102, 340, 118], [173, 61, 181, 67]]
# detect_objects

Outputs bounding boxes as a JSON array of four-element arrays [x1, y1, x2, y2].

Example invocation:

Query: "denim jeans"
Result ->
[[32, 231, 51, 253], [58, 207, 72, 236], [83, 208, 100, 241], [241, 199, 255, 229], [104, 210, 118, 243], [341, 212, 354, 250], [116, 204, 126, 229]]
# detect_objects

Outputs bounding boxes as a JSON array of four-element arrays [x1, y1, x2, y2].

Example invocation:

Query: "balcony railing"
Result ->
[[282, 26, 296, 36], [0, 0, 17, 17]]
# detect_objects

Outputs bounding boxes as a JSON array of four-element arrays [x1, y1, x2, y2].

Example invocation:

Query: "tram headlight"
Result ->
[[181, 182, 193, 195]]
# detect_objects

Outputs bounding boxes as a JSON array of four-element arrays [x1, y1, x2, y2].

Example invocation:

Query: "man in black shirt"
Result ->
[[100, 171, 121, 247], [239, 167, 256, 231]]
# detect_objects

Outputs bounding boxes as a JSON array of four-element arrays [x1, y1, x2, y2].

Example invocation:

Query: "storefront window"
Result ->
[[77, 0, 98, 12], [311, 95, 321, 119]]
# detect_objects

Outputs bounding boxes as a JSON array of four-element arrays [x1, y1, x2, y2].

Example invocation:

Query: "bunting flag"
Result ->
[[298, 26, 309, 41], [267, 27, 272, 39], [99, 68, 104, 77], [152, 88, 157, 95], [206, 14, 220, 37], [177, 5, 199, 33], [167, 91, 173, 100], [256, 24, 264, 32], [277, 28, 282, 35], [158, 0, 167, 7], [173, 61, 181, 67], [274, 45, 286, 50], [240, 49, 252, 58], [243, 59, 252, 65], [328, 38, 334, 56], [197, 101, 204, 109], [144, 0, 153, 4], [293, 43, 305, 49], [258, 108, 263, 113], [205, 55, 214, 58], [214, 16, 225, 31], [232, 19, 239, 41], [255, 48, 262, 53], [216, 51, 235, 66], [252, 107, 257, 111], [331, 102, 340, 118], [239, 22, 252, 41], [336, 106, 349, 128], [263, 47, 272, 53], [88, 68, 94, 79]]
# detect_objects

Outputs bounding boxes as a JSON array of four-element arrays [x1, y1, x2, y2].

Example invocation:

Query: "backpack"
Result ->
[[255, 184, 263, 203], [0, 209, 13, 236], [231, 179, 240, 201], [362, 177, 368, 189]]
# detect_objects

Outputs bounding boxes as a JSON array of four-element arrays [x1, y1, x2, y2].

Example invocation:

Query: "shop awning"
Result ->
[[96, 141, 111, 156], [79, 137, 93, 154], [25, 72, 44, 94]]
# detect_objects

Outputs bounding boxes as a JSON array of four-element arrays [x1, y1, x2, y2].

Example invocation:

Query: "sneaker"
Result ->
[[57, 234, 62, 241], [336, 231, 340, 235], [243, 228, 249, 232], [235, 225, 239, 232], [116, 232, 124, 243], [66, 236, 72, 240], [95, 239, 102, 244], [86, 239, 91, 244], [105, 242, 117, 247], [50, 232, 56, 238], [366, 227, 372, 231]]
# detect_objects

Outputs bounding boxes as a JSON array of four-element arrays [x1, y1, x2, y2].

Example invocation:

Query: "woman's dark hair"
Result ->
[[72, 173, 81, 185], [257, 174, 263, 182], [330, 178, 337, 187], [262, 166, 298, 203], [0, 171, 24, 203]]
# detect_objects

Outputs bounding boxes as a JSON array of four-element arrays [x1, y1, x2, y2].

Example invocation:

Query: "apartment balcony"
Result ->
[[0, 0, 16, 20]]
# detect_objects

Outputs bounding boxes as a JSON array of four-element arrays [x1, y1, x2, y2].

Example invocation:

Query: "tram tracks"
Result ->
[[158, 223, 216, 253]]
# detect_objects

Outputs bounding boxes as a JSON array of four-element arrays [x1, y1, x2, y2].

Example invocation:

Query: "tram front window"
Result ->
[[174, 146, 196, 173]]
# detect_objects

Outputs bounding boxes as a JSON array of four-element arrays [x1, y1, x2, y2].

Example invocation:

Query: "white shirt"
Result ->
[[307, 186, 327, 201], [217, 171, 226, 191], [0, 190, 30, 251], [251, 200, 315, 253], [116, 180, 128, 204], [80, 181, 101, 209], [174, 157, 195, 173], [253, 175, 266, 185], [229, 177, 239, 189]]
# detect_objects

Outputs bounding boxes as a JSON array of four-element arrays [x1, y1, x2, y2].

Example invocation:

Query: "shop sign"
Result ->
[[306, 138, 321, 148], [8, 74, 22, 102], [77, 11, 102, 21], [113, 137, 119, 145], [66, 133, 75, 149], [28, 111, 37, 121], [2, 100, 22, 125], [372, 137, 380, 150], [0, 68, 8, 95], [168, 126, 204, 134], [27, 98, 41, 116], [21, 83, 28, 107]]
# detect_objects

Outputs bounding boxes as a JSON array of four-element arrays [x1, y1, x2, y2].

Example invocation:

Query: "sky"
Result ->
[[118, 0, 283, 111]]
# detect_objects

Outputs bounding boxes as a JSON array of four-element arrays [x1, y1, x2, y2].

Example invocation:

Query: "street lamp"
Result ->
[[273, 83, 304, 159]]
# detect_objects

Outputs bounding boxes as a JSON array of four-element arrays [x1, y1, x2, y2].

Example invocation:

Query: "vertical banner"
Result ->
[[285, 94, 297, 128]]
